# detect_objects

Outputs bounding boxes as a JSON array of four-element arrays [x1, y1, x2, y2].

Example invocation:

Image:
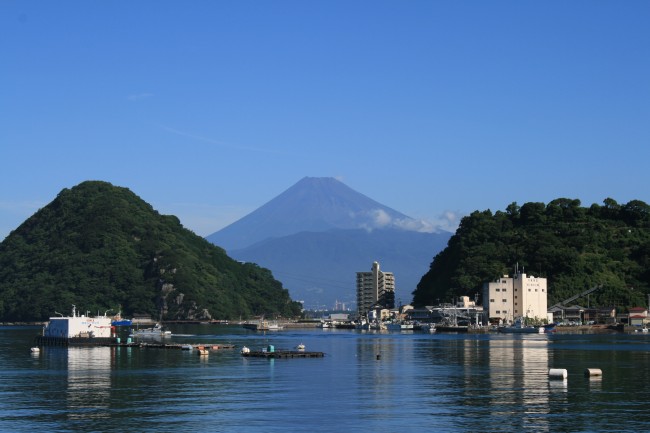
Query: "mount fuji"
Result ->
[[206, 177, 451, 309]]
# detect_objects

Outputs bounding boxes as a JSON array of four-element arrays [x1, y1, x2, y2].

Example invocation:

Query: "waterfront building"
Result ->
[[628, 307, 648, 327], [483, 268, 548, 324], [406, 297, 483, 326], [356, 261, 395, 316]]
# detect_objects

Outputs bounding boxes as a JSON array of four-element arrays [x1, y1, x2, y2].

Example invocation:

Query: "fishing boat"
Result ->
[[318, 320, 332, 329], [242, 319, 283, 331], [418, 323, 436, 333], [130, 323, 172, 338], [111, 312, 132, 327], [385, 321, 415, 331], [498, 317, 544, 334]]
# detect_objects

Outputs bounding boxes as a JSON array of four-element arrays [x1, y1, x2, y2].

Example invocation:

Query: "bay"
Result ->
[[1, 325, 649, 432]]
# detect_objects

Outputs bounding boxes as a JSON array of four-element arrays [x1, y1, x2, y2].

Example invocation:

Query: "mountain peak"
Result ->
[[207, 177, 413, 251]]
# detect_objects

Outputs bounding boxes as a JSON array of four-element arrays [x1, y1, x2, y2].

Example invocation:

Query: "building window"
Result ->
[[496, 310, 500, 314], [490, 299, 495, 303], [502, 289, 507, 292], [502, 299, 507, 303], [496, 288, 500, 292]]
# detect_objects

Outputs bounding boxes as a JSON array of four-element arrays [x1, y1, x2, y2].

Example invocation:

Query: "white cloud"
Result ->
[[370, 209, 392, 227], [360, 208, 462, 234]]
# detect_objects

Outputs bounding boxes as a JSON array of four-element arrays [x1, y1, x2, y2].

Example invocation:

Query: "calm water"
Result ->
[[1, 325, 650, 432]]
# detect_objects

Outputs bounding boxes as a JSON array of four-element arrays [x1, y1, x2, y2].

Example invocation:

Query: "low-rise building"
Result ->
[[628, 307, 648, 327]]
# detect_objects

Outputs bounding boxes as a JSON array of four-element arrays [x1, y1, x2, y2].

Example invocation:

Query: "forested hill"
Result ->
[[412, 198, 650, 309], [0, 181, 301, 322]]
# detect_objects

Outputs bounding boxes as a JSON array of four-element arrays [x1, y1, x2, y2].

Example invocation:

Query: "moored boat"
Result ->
[[243, 319, 283, 331], [498, 317, 545, 334], [386, 321, 415, 331], [418, 323, 436, 333]]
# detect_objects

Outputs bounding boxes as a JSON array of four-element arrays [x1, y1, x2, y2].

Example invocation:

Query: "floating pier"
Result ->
[[34, 335, 238, 350], [241, 350, 324, 359], [132, 343, 236, 350]]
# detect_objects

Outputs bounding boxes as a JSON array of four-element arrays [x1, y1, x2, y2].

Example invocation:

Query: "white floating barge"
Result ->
[[34, 305, 117, 347]]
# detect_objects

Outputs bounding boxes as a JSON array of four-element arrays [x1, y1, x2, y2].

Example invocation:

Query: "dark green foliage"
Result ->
[[0, 181, 302, 321], [413, 198, 650, 310]]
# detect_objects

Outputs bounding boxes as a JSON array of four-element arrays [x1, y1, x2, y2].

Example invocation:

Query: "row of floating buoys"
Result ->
[[549, 368, 603, 379]]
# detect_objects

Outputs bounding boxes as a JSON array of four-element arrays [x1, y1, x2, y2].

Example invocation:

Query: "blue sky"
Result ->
[[2, 1, 649, 241]]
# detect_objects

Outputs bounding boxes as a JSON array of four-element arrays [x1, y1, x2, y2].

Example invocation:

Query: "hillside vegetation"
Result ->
[[0, 181, 301, 321], [413, 198, 650, 309]]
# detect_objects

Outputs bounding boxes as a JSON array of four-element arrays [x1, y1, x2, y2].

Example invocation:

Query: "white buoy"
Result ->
[[240, 346, 250, 354], [584, 368, 602, 377], [549, 368, 568, 379]]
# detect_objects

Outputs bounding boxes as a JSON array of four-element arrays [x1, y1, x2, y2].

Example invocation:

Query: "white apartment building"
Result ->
[[356, 261, 395, 316], [483, 270, 548, 323]]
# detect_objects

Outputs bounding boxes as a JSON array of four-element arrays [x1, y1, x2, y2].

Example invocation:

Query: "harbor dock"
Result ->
[[33, 336, 236, 350], [241, 350, 324, 359]]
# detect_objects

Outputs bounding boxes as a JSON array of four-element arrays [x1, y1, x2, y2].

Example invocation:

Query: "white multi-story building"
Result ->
[[356, 261, 395, 316], [483, 270, 548, 323]]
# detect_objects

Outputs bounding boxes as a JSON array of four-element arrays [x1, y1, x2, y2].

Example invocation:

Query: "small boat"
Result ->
[[418, 323, 436, 333], [111, 310, 132, 326], [130, 323, 172, 338], [543, 323, 557, 333], [386, 321, 415, 331], [318, 320, 332, 329], [498, 317, 544, 334], [296, 343, 305, 351], [111, 317, 132, 326], [243, 319, 283, 331]]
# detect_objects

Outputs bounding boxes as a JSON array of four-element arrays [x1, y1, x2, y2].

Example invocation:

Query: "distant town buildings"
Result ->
[[483, 268, 548, 323], [356, 261, 395, 316]]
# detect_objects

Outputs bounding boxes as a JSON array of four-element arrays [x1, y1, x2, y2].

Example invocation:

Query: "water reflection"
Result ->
[[65, 347, 113, 420], [6, 326, 650, 432]]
